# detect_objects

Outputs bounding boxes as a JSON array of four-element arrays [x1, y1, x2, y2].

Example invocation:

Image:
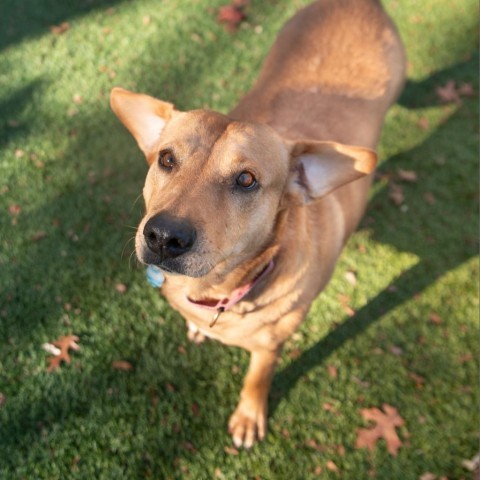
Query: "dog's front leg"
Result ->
[[228, 348, 280, 448]]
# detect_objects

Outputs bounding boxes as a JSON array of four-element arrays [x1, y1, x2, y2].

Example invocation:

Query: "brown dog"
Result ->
[[110, 0, 405, 448]]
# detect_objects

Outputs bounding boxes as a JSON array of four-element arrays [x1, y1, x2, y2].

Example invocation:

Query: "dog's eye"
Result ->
[[158, 150, 175, 171], [236, 171, 257, 190]]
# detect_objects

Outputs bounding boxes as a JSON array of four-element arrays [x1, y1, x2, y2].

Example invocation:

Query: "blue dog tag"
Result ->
[[146, 265, 165, 288]]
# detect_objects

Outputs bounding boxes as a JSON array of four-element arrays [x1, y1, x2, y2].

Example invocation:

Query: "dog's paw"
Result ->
[[186, 322, 206, 344], [228, 400, 267, 449]]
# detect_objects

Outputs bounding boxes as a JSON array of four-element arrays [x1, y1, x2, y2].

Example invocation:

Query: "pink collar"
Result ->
[[187, 259, 275, 327]]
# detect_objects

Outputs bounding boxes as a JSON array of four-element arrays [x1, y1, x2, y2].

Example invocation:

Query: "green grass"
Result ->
[[0, 0, 478, 478]]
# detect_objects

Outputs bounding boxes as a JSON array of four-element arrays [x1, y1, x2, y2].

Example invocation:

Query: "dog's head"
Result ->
[[111, 88, 376, 278]]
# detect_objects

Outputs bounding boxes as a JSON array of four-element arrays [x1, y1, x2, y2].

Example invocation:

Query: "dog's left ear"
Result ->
[[110, 87, 177, 158], [286, 140, 377, 203]]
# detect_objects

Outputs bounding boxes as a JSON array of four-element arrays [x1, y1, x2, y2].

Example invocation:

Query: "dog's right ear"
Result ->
[[110, 87, 176, 159]]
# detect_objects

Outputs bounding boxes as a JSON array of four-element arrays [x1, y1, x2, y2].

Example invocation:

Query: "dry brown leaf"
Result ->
[[429, 312, 442, 325], [327, 365, 338, 379], [31, 230, 47, 242], [458, 82, 475, 97], [115, 283, 127, 294], [419, 473, 436, 480], [397, 169, 418, 182], [314, 466, 323, 475], [355, 404, 405, 456], [217, 2, 247, 32], [423, 192, 436, 205], [459, 353, 473, 364], [408, 372, 425, 388], [112, 360, 133, 371], [72, 94, 83, 105], [417, 117, 430, 130], [306, 438, 325, 452], [436, 80, 461, 103], [8, 204, 22, 216], [46, 335, 80, 372], [0, 393, 6, 407], [182, 441, 197, 453], [224, 446, 239, 455], [338, 294, 355, 316], [389, 183, 405, 206], [50, 22, 70, 35], [389, 345, 403, 356], [326, 460, 339, 472]]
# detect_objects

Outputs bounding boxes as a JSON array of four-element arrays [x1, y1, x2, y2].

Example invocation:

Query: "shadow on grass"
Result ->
[[0, 0, 127, 51], [0, 80, 45, 147], [271, 66, 478, 412], [398, 52, 479, 109]]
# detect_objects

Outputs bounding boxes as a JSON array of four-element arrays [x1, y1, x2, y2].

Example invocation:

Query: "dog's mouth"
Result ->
[[139, 247, 214, 278]]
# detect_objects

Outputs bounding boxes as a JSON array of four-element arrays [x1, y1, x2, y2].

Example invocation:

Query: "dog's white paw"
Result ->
[[228, 400, 267, 449], [186, 322, 206, 344]]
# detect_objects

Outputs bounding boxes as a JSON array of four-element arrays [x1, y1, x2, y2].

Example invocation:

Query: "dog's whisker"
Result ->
[[121, 236, 136, 260]]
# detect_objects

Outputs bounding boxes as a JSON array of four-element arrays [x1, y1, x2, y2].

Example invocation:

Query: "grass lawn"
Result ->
[[0, 0, 478, 478]]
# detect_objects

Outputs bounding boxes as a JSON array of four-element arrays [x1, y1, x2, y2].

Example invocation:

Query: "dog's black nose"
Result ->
[[143, 214, 196, 259]]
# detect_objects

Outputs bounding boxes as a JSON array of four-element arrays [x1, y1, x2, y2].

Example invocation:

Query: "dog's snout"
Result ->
[[143, 214, 196, 259]]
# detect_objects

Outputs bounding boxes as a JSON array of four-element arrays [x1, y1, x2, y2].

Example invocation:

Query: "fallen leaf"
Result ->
[[462, 453, 479, 472], [355, 404, 405, 456], [459, 353, 473, 364], [115, 283, 127, 294], [31, 230, 47, 242], [142, 15, 151, 25], [314, 466, 323, 475], [217, 1, 247, 32], [323, 402, 334, 411], [389, 345, 403, 356], [389, 183, 405, 206], [419, 473, 436, 480], [429, 312, 442, 325], [417, 117, 430, 130], [50, 22, 70, 35], [224, 446, 239, 455], [436, 80, 460, 103], [112, 360, 133, 371], [326, 460, 339, 472], [408, 372, 425, 388], [338, 294, 355, 316], [397, 169, 418, 182], [423, 192, 436, 205], [8, 204, 22, 216], [72, 94, 83, 105], [15, 149, 25, 158], [306, 438, 325, 452], [46, 335, 80, 372], [345, 270, 357, 286], [458, 82, 475, 97], [182, 441, 197, 453], [0, 393, 6, 407], [327, 365, 338, 379]]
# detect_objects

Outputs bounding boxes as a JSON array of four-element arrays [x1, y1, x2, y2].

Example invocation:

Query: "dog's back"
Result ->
[[232, 0, 406, 148], [232, 0, 406, 243]]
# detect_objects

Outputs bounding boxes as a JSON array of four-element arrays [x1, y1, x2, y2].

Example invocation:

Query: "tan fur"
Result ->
[[110, 0, 406, 448]]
